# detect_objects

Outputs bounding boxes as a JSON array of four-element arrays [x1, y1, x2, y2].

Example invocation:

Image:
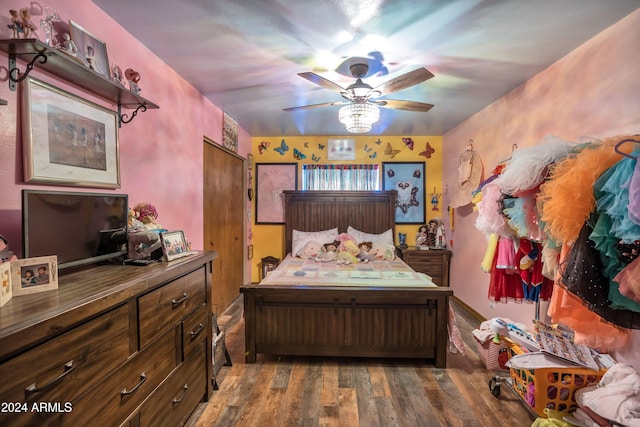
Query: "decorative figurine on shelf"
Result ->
[[0, 234, 18, 264], [59, 32, 78, 57], [19, 8, 37, 38], [415, 225, 428, 247], [430, 188, 441, 211], [111, 63, 127, 87], [398, 232, 408, 249], [426, 219, 438, 248], [8, 9, 24, 38], [125, 68, 141, 93]]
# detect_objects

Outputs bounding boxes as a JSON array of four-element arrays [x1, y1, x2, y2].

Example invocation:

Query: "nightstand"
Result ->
[[261, 256, 280, 280], [396, 246, 452, 287]]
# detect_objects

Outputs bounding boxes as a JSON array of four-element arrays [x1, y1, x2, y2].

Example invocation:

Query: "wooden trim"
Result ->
[[451, 295, 485, 323]]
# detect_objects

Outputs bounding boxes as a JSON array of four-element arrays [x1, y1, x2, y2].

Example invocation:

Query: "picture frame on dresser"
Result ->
[[160, 230, 191, 261], [0, 262, 12, 307], [10, 256, 58, 296], [69, 20, 111, 78], [21, 77, 121, 188]]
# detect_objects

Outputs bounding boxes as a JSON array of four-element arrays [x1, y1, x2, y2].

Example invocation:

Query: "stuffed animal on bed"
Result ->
[[336, 240, 359, 265], [368, 242, 396, 260], [298, 240, 322, 259], [315, 241, 338, 262]]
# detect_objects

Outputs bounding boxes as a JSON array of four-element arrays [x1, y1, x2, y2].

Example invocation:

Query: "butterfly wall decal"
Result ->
[[419, 142, 435, 158], [374, 138, 382, 145], [311, 153, 321, 162], [304, 141, 309, 148], [363, 144, 373, 153], [369, 152, 377, 159], [274, 139, 289, 155], [293, 148, 306, 160], [258, 141, 270, 154], [318, 144, 325, 150], [402, 137, 414, 150], [384, 143, 400, 159]]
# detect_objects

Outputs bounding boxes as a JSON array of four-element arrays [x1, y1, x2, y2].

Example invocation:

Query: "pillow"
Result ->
[[292, 228, 338, 257], [347, 226, 394, 246]]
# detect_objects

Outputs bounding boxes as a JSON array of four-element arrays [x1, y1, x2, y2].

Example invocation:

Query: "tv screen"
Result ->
[[22, 190, 128, 269]]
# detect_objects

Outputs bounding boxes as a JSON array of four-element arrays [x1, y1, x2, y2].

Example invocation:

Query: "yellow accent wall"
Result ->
[[249, 135, 443, 282]]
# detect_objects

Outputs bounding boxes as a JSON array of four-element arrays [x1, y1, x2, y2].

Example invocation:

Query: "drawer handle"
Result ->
[[189, 322, 205, 340], [25, 360, 75, 399], [171, 292, 189, 307], [120, 372, 147, 398], [172, 384, 189, 405]]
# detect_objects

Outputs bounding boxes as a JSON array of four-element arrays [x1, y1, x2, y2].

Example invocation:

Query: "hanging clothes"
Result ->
[[549, 243, 630, 352]]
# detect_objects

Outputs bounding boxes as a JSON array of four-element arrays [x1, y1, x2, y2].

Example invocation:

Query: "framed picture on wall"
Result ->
[[222, 112, 239, 153], [22, 77, 120, 188], [255, 163, 298, 224], [327, 138, 356, 161], [382, 162, 426, 224]]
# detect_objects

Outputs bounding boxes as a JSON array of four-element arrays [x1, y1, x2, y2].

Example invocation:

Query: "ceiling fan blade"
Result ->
[[283, 100, 348, 111], [298, 72, 345, 93], [368, 68, 434, 97], [375, 99, 434, 112]]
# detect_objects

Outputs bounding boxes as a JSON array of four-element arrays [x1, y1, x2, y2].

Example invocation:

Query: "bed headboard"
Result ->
[[283, 190, 397, 255]]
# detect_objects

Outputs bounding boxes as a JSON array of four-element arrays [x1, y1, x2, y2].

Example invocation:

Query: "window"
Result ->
[[301, 164, 379, 191]]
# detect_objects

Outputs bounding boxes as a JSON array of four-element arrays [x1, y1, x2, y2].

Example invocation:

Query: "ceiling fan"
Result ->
[[283, 63, 435, 113]]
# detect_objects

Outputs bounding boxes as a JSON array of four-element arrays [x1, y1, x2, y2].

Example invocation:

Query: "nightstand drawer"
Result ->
[[139, 267, 207, 348]]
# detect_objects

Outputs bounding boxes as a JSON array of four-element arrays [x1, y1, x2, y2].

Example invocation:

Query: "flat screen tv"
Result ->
[[22, 189, 129, 269]]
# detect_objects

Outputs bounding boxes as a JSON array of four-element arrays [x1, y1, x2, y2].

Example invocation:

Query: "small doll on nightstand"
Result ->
[[415, 225, 428, 247]]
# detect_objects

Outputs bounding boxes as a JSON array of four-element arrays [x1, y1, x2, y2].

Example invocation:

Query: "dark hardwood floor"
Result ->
[[187, 296, 537, 427]]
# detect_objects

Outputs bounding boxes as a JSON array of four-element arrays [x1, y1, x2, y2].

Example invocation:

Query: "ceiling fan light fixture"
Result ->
[[338, 103, 380, 133]]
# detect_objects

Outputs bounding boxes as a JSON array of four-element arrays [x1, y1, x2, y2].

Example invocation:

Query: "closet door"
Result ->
[[203, 139, 245, 314]]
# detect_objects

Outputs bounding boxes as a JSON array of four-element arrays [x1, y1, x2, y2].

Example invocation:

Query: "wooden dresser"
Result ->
[[396, 247, 452, 287], [0, 251, 217, 427]]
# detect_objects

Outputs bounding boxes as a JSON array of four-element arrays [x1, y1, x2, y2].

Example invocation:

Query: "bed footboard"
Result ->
[[241, 285, 453, 368]]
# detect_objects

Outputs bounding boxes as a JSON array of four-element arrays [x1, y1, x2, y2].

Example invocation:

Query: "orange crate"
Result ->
[[507, 343, 606, 418]]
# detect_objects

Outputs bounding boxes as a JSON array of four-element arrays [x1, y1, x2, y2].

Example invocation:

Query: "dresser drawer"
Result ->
[[139, 267, 207, 348], [182, 304, 207, 360], [62, 328, 177, 427], [0, 304, 130, 427], [139, 343, 207, 427]]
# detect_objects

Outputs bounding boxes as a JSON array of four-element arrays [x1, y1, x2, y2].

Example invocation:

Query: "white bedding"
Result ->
[[260, 254, 437, 287]]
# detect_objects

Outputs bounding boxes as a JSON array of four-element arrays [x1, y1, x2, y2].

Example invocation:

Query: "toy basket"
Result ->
[[507, 343, 606, 418], [475, 337, 510, 371]]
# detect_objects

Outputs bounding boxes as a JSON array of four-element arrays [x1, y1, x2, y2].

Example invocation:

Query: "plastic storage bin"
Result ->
[[507, 343, 606, 418]]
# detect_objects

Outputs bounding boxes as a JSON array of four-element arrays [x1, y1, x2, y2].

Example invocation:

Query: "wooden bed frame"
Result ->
[[241, 191, 453, 368]]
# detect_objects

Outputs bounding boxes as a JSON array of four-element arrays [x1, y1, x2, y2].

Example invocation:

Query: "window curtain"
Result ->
[[302, 164, 379, 191]]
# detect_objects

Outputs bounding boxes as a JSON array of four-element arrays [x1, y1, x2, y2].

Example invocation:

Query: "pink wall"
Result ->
[[442, 10, 640, 362], [0, 0, 251, 255]]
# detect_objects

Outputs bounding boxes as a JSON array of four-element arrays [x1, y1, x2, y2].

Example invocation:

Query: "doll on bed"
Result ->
[[315, 241, 338, 262], [336, 240, 359, 265], [357, 242, 377, 263]]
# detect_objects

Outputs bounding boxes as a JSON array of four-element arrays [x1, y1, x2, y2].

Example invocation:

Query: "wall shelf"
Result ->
[[0, 38, 158, 124]]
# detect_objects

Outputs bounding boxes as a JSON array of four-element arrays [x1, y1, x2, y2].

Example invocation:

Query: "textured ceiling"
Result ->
[[93, 0, 639, 136]]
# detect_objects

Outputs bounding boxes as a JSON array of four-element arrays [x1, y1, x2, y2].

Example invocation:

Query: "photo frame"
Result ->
[[11, 256, 58, 297], [382, 162, 426, 224], [222, 112, 239, 153], [255, 163, 298, 224], [327, 138, 356, 161], [160, 230, 191, 261], [1, 262, 12, 307], [69, 20, 111, 79], [22, 77, 120, 188]]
